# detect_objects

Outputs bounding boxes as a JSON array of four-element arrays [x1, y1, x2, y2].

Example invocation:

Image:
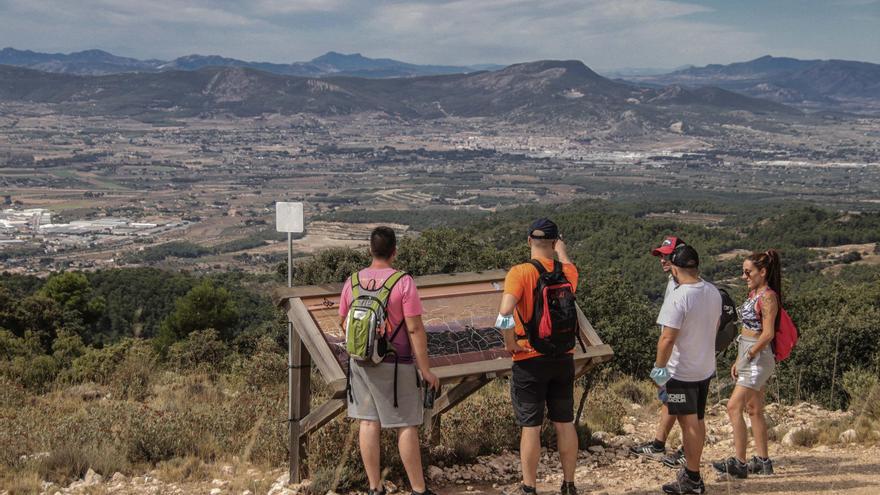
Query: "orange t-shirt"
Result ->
[[503, 257, 579, 361]]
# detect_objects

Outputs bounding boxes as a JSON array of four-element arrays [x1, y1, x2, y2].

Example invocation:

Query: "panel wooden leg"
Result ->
[[290, 324, 311, 483]]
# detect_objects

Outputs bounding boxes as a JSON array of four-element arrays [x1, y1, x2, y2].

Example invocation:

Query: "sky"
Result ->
[[0, 0, 878, 70]]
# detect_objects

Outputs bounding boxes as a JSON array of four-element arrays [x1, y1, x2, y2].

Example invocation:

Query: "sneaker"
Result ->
[[411, 490, 435, 495], [662, 468, 706, 494], [661, 447, 686, 468], [748, 455, 775, 475], [560, 481, 577, 495], [518, 484, 537, 495], [712, 456, 749, 479], [629, 440, 665, 460]]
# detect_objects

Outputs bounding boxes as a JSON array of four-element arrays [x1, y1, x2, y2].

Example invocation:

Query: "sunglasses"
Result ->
[[742, 269, 753, 277]]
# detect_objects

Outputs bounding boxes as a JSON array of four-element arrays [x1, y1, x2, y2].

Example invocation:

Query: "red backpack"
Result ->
[[519, 259, 580, 356], [757, 291, 798, 362]]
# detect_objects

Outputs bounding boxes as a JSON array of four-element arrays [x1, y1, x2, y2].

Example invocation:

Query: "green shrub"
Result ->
[[111, 340, 157, 401], [436, 381, 519, 461], [0, 354, 59, 392], [234, 336, 287, 391], [37, 443, 128, 483], [609, 375, 656, 406], [68, 338, 135, 384], [167, 329, 229, 372], [842, 368, 880, 421], [582, 388, 628, 434]]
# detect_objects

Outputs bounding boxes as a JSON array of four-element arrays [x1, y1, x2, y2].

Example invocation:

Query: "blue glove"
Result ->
[[495, 313, 515, 330], [650, 366, 671, 386], [658, 386, 668, 403]]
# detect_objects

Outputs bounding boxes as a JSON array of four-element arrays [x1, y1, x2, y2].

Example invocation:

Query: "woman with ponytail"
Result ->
[[713, 250, 782, 479]]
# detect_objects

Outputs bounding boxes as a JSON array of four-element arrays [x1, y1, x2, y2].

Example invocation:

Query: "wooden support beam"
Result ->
[[299, 398, 346, 436], [576, 307, 604, 347], [286, 298, 346, 386], [289, 329, 311, 482], [434, 374, 492, 415]]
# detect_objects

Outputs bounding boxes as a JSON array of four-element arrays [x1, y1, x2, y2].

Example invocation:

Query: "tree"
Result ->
[[157, 280, 239, 351]]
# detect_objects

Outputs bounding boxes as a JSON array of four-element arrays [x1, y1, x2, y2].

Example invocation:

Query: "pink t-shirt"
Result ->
[[339, 268, 423, 363]]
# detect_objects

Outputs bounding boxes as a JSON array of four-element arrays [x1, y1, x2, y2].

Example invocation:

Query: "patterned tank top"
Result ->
[[739, 288, 770, 333]]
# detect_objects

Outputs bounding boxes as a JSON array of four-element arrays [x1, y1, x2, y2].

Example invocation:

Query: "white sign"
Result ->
[[276, 202, 304, 233]]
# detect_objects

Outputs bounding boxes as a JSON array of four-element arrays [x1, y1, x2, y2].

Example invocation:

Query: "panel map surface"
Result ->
[[303, 286, 508, 367]]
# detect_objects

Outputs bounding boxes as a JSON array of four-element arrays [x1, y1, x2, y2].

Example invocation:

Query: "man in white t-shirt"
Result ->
[[631, 236, 687, 464], [650, 244, 721, 495]]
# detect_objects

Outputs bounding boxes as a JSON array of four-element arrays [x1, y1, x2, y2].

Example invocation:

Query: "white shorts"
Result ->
[[736, 335, 775, 391]]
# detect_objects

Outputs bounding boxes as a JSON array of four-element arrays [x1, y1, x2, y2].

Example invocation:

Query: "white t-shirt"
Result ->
[[663, 276, 677, 301], [657, 279, 721, 382]]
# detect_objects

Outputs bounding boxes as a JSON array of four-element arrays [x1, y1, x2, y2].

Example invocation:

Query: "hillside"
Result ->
[[627, 55, 880, 112], [0, 60, 801, 132]]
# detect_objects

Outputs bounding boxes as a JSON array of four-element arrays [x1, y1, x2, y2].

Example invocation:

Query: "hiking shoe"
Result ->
[[560, 481, 577, 495], [662, 468, 705, 494], [411, 490, 435, 495], [517, 484, 537, 495], [629, 440, 665, 459], [369, 489, 386, 495], [661, 447, 686, 468], [748, 455, 775, 475], [712, 457, 749, 479]]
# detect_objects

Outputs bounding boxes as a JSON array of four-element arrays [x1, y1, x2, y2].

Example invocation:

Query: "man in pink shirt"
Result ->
[[338, 226, 439, 495]]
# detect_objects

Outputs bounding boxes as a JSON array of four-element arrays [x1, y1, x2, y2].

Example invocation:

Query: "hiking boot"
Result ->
[[411, 489, 435, 495], [661, 447, 686, 468], [748, 455, 775, 475], [712, 456, 749, 479], [662, 468, 706, 494], [560, 481, 577, 495], [629, 440, 665, 460]]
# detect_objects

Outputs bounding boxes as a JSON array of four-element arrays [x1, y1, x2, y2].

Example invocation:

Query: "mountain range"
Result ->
[[625, 55, 880, 110], [1, 48, 876, 113], [0, 47, 501, 78], [0, 59, 802, 138]]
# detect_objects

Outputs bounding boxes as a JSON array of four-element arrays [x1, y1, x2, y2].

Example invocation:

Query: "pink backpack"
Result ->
[[757, 290, 798, 362]]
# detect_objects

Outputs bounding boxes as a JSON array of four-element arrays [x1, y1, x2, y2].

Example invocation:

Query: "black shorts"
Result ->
[[665, 377, 711, 420], [511, 355, 575, 427]]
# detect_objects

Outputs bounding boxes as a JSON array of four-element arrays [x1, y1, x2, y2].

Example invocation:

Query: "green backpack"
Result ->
[[344, 270, 407, 364]]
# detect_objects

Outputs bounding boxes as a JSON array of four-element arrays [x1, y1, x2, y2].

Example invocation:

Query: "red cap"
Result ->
[[651, 236, 685, 257]]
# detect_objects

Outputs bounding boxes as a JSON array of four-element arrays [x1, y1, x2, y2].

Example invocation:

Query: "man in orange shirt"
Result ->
[[496, 218, 579, 495]]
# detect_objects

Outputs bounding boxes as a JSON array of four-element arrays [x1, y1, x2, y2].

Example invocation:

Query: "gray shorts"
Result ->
[[347, 359, 424, 428], [735, 335, 775, 391]]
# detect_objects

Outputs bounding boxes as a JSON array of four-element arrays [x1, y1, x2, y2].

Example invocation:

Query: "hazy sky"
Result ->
[[1, 0, 877, 70]]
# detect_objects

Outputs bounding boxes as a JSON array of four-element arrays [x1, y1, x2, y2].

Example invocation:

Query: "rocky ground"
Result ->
[[9, 401, 879, 495]]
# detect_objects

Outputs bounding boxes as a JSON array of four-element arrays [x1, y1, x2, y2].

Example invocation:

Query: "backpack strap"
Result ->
[[376, 271, 407, 309], [350, 272, 361, 300], [552, 260, 563, 274], [528, 259, 548, 275]]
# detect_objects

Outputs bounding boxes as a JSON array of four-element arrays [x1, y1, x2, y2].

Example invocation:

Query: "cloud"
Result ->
[[0, 0, 872, 67]]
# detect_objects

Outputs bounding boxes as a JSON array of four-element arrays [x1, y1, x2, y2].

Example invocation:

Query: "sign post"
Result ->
[[276, 202, 308, 482]]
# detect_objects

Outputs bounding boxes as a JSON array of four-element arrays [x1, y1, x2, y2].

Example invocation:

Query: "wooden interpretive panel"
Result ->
[[275, 270, 613, 481]]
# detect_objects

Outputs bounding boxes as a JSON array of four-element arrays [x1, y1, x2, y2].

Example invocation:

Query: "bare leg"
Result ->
[[359, 420, 382, 490], [521, 426, 542, 488], [748, 388, 769, 458], [676, 414, 704, 473], [398, 426, 426, 492], [553, 421, 578, 482], [726, 386, 750, 462], [655, 404, 677, 443]]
